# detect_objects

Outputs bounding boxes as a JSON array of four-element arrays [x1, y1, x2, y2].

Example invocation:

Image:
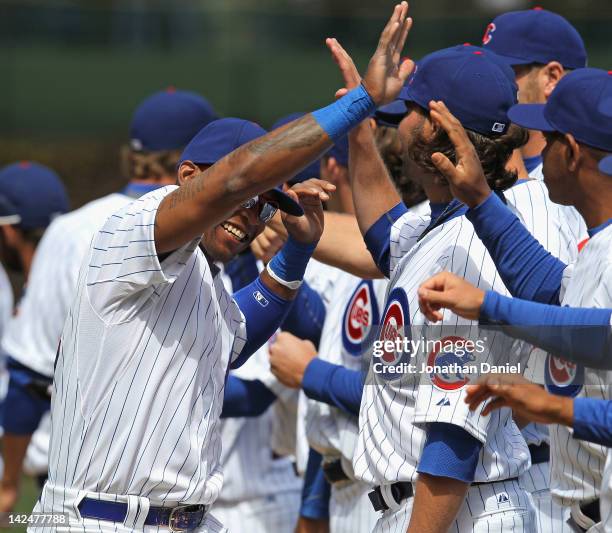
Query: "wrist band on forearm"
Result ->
[[266, 236, 317, 290], [312, 84, 375, 142]]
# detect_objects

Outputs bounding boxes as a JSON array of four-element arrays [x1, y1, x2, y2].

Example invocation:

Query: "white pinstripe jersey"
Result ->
[[40, 186, 246, 509], [353, 180, 578, 487], [293, 260, 344, 473], [1, 193, 132, 377], [549, 223, 612, 506], [0, 263, 12, 341], [305, 269, 387, 478]]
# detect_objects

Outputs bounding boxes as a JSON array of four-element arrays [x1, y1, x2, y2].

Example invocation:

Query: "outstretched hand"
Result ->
[[417, 271, 485, 322], [328, 2, 414, 106], [465, 373, 574, 427], [428, 100, 492, 208]]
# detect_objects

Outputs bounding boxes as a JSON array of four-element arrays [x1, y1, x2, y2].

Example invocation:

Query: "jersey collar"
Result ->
[[523, 155, 543, 174], [121, 182, 165, 199], [587, 218, 612, 238]]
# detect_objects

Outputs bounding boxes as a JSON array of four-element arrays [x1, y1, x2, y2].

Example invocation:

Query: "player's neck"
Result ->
[[573, 173, 612, 230], [520, 131, 546, 159], [422, 180, 453, 205]]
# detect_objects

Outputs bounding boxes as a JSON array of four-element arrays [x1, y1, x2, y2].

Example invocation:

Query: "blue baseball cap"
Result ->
[[508, 68, 612, 152], [130, 88, 218, 152], [375, 99, 408, 127], [599, 156, 612, 176], [0, 161, 69, 229], [482, 8, 587, 69], [179, 118, 303, 216], [399, 47, 518, 136]]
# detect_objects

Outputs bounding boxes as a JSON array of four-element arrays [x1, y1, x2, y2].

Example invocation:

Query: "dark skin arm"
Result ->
[[154, 2, 414, 254]]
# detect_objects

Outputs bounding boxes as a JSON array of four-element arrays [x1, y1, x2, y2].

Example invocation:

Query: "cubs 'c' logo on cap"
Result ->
[[342, 280, 380, 356], [427, 336, 476, 391], [545, 355, 584, 397], [482, 22, 496, 45], [375, 288, 411, 375]]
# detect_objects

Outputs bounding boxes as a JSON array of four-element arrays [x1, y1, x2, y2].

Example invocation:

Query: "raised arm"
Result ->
[[154, 2, 414, 254], [326, 37, 408, 235]]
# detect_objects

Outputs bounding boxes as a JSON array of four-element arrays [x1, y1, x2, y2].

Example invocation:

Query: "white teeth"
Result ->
[[222, 222, 247, 241]]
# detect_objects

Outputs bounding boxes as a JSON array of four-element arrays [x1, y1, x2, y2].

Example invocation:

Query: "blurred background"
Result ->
[[0, 0, 610, 208]]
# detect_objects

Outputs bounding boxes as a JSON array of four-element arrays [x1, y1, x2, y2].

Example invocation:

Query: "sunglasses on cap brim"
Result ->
[[241, 196, 279, 223]]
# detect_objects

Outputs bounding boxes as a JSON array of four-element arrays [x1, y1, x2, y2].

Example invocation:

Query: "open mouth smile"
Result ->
[[221, 221, 249, 243]]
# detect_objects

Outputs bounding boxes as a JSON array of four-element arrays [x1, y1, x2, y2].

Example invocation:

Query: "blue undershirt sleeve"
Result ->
[[573, 398, 612, 448], [221, 376, 277, 418], [417, 423, 482, 483], [364, 202, 409, 278], [300, 448, 331, 520], [466, 193, 566, 304], [281, 281, 326, 347], [232, 276, 293, 368], [481, 291, 612, 369], [301, 359, 364, 416]]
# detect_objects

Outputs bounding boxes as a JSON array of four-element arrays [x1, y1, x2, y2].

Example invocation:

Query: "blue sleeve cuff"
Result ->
[[417, 423, 482, 483], [302, 359, 364, 416], [573, 398, 612, 448], [364, 202, 408, 277]]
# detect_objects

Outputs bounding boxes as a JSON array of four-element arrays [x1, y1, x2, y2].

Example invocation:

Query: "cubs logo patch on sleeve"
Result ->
[[342, 280, 380, 356], [545, 354, 584, 397], [426, 336, 476, 391]]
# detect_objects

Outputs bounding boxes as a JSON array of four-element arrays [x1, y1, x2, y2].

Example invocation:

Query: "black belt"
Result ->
[[368, 477, 519, 513], [322, 459, 350, 484], [528, 443, 550, 465], [78, 498, 207, 531]]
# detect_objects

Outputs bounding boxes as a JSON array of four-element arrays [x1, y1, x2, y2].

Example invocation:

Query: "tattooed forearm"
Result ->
[[247, 115, 326, 156]]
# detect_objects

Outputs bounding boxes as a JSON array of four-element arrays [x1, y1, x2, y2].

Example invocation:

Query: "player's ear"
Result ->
[[177, 161, 199, 186], [542, 61, 565, 99], [564, 133, 581, 173]]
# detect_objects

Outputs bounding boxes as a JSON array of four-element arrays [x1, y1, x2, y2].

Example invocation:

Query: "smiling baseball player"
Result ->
[[0, 89, 217, 513], [416, 67, 612, 532], [31, 6, 414, 530]]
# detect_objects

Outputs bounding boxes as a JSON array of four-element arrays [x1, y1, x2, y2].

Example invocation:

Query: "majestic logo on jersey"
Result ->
[[482, 22, 496, 45], [427, 336, 476, 391], [374, 288, 411, 380], [342, 280, 380, 356], [545, 355, 584, 397]]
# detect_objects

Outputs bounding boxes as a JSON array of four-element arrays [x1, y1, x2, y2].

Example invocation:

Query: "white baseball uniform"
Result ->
[[305, 269, 387, 533], [211, 268, 301, 533], [547, 222, 612, 532], [528, 163, 588, 250], [2, 193, 133, 378], [33, 186, 245, 532], [292, 260, 343, 474], [354, 181, 575, 532]]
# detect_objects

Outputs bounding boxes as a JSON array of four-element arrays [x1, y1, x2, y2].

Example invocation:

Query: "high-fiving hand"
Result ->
[[327, 2, 414, 106]]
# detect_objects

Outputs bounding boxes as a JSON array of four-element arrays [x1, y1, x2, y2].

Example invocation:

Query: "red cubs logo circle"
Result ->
[[545, 355, 583, 397], [482, 22, 496, 45], [375, 288, 410, 368], [427, 336, 476, 391], [342, 280, 379, 356]]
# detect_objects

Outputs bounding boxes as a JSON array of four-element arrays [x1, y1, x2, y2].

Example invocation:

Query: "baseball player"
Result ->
[[0, 88, 217, 512], [32, 6, 414, 530], [327, 36, 584, 530], [482, 8, 588, 250], [416, 67, 612, 532]]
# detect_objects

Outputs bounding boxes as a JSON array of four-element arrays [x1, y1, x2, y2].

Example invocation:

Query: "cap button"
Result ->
[[19, 161, 31, 168], [166, 85, 177, 94], [463, 42, 471, 46], [533, 6, 543, 10]]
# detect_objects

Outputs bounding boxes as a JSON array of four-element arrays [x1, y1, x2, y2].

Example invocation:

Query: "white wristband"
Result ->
[[266, 262, 303, 290]]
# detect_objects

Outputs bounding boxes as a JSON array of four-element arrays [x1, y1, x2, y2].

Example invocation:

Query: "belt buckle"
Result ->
[[169, 504, 205, 532]]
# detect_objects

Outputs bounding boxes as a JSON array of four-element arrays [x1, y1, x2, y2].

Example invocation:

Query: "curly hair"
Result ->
[[119, 146, 183, 182], [408, 123, 529, 192], [374, 125, 427, 207]]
